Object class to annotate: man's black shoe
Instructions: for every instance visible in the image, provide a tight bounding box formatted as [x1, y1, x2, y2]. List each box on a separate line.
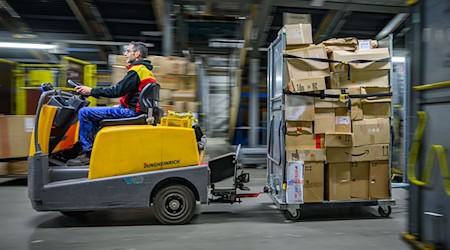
[67, 152, 91, 166]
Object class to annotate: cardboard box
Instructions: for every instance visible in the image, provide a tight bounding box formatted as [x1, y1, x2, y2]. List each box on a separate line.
[282, 23, 313, 45]
[286, 161, 304, 204]
[0, 162, 8, 175]
[172, 90, 196, 102]
[363, 103, 391, 118]
[369, 161, 390, 199]
[285, 134, 323, 149]
[185, 101, 198, 113]
[358, 39, 379, 50]
[314, 89, 348, 109]
[166, 57, 188, 75]
[173, 101, 185, 112]
[111, 65, 127, 85]
[8, 160, 28, 175]
[325, 133, 353, 147]
[0, 115, 35, 159]
[321, 37, 359, 52]
[156, 74, 183, 90]
[286, 148, 326, 162]
[303, 162, 324, 203]
[287, 77, 326, 93]
[329, 48, 391, 72]
[109, 54, 128, 66]
[350, 162, 369, 199]
[152, 57, 187, 75]
[327, 163, 351, 201]
[360, 87, 391, 120]
[182, 76, 197, 90]
[285, 45, 330, 80]
[361, 87, 392, 103]
[352, 118, 390, 146]
[286, 121, 313, 135]
[329, 70, 389, 88]
[160, 89, 173, 101]
[97, 73, 111, 84]
[351, 103, 363, 121]
[326, 144, 390, 163]
[147, 55, 165, 67]
[160, 104, 175, 115]
[284, 95, 315, 121]
[314, 109, 335, 134]
[186, 62, 197, 76]
[335, 108, 351, 133]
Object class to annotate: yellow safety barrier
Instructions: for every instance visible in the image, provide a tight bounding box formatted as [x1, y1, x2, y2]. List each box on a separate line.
[412, 81, 450, 91]
[406, 0, 418, 7]
[408, 111, 450, 196]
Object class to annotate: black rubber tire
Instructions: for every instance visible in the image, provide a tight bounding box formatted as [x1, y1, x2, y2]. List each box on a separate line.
[284, 209, 301, 221]
[60, 211, 91, 217]
[153, 184, 196, 225]
[378, 206, 392, 217]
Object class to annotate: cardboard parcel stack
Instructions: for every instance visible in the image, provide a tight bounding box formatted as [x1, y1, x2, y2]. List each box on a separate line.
[107, 55, 198, 114]
[282, 24, 391, 204]
[282, 23, 326, 204]
[324, 38, 391, 201]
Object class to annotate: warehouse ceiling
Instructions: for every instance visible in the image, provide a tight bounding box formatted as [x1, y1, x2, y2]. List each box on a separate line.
[0, 0, 408, 71]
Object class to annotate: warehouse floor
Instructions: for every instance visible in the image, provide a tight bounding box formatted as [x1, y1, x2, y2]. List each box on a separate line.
[0, 138, 410, 250]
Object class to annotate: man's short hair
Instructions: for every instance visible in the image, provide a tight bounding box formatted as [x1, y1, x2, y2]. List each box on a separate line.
[130, 41, 148, 58]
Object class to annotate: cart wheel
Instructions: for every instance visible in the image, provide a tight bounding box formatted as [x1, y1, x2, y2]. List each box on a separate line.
[378, 206, 392, 217]
[153, 184, 196, 225]
[284, 209, 301, 221]
[60, 211, 91, 217]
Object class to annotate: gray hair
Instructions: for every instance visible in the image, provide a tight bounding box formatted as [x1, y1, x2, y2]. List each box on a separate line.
[130, 41, 148, 58]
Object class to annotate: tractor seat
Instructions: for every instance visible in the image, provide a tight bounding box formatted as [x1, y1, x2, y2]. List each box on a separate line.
[99, 114, 147, 127]
[99, 83, 161, 128]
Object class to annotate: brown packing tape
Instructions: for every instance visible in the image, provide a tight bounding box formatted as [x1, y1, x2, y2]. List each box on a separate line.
[0, 115, 10, 158]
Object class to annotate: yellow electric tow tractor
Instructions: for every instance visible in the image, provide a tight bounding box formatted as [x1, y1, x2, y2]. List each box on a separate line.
[28, 80, 258, 225]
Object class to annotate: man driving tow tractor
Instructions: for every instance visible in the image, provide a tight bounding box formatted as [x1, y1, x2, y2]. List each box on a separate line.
[67, 41, 156, 166]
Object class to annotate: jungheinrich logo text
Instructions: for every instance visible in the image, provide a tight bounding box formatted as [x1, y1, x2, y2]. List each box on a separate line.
[144, 160, 180, 169]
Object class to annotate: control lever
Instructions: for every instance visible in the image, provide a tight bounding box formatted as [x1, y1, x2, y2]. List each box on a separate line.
[67, 79, 83, 87]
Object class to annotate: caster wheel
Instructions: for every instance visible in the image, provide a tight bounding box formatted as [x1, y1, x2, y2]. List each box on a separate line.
[284, 209, 301, 221]
[378, 206, 392, 217]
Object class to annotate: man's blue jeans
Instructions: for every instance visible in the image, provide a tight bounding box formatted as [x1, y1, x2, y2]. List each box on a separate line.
[78, 105, 137, 152]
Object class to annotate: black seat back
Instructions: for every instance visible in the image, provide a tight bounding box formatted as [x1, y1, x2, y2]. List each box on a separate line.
[139, 83, 160, 114]
[139, 83, 163, 125]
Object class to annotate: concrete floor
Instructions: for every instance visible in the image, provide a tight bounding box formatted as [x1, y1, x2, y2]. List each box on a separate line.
[0, 138, 411, 250]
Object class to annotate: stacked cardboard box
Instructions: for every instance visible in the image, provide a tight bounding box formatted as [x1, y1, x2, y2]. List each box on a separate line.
[325, 42, 391, 201]
[107, 55, 198, 114]
[282, 24, 326, 204]
[282, 24, 391, 203]
[0, 115, 35, 159]
[147, 56, 198, 114]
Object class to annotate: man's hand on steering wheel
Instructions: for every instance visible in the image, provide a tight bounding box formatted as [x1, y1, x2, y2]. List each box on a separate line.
[75, 86, 92, 96]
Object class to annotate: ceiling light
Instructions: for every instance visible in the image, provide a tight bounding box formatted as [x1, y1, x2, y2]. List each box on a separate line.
[0, 42, 56, 49]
